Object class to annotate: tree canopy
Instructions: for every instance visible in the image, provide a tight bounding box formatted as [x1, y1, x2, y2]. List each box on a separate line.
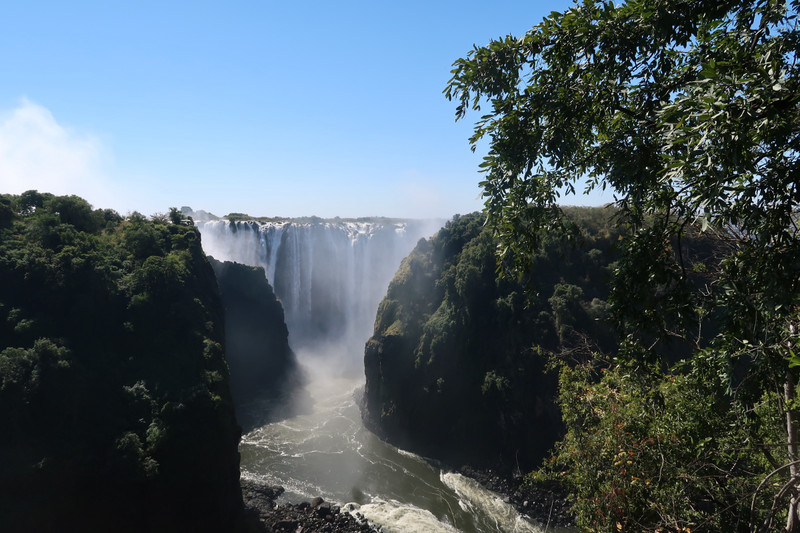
[447, 0, 800, 530]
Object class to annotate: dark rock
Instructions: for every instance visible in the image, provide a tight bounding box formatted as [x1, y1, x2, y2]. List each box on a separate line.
[209, 258, 309, 429]
[456, 466, 574, 529]
[316, 502, 332, 517]
[275, 519, 299, 530]
[241, 479, 380, 532]
[360, 213, 567, 471]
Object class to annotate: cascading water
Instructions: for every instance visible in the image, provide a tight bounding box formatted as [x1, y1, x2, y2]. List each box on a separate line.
[195, 215, 563, 533]
[197, 217, 434, 371]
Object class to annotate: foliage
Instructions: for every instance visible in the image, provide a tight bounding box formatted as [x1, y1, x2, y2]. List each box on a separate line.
[539, 356, 780, 532]
[448, 0, 800, 529]
[0, 191, 243, 532]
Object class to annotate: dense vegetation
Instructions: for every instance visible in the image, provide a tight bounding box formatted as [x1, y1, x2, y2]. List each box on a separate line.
[209, 257, 306, 428]
[0, 192, 244, 532]
[362, 208, 620, 471]
[447, 0, 799, 530]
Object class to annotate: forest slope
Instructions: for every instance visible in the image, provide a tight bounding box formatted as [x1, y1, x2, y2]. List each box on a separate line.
[0, 193, 244, 532]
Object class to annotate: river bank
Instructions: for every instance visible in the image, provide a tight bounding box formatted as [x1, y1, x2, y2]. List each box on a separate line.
[241, 479, 381, 532]
[240, 467, 573, 533]
[456, 466, 574, 530]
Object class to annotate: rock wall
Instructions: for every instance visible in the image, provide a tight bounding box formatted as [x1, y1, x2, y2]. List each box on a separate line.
[209, 257, 306, 427]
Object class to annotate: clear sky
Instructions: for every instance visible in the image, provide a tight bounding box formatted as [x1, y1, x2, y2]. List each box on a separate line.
[0, 0, 613, 219]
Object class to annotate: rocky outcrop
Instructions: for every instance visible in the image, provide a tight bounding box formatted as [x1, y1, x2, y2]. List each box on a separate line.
[457, 466, 574, 529]
[241, 480, 380, 532]
[209, 258, 307, 428]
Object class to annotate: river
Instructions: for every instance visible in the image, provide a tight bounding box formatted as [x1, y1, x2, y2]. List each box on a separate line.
[238, 356, 565, 533]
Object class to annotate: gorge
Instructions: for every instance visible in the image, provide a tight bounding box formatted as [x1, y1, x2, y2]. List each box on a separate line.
[0, 195, 582, 532]
[193, 212, 573, 532]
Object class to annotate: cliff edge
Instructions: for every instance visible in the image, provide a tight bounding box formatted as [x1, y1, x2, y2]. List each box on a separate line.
[209, 257, 307, 428]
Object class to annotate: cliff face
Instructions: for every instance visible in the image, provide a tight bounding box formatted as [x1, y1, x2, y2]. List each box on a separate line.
[0, 193, 243, 532]
[209, 257, 306, 427]
[362, 210, 619, 472]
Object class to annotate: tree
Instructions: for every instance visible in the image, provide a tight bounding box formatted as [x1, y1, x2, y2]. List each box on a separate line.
[447, 0, 800, 530]
[169, 207, 187, 225]
[18, 189, 47, 215]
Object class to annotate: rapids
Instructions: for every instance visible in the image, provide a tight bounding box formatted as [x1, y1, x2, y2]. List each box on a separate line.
[238, 360, 562, 533]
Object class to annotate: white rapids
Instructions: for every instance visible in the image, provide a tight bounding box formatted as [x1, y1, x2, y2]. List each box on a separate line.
[238, 367, 562, 533]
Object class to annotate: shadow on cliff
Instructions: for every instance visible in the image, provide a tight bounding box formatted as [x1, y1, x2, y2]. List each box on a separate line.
[209, 257, 312, 431]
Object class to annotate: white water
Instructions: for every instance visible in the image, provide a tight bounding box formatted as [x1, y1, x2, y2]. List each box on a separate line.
[239, 366, 559, 533]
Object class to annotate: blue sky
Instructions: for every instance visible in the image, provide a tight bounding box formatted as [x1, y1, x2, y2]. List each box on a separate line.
[0, 0, 612, 218]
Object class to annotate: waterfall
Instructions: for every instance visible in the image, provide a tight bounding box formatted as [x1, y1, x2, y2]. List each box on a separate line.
[196, 217, 442, 372]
